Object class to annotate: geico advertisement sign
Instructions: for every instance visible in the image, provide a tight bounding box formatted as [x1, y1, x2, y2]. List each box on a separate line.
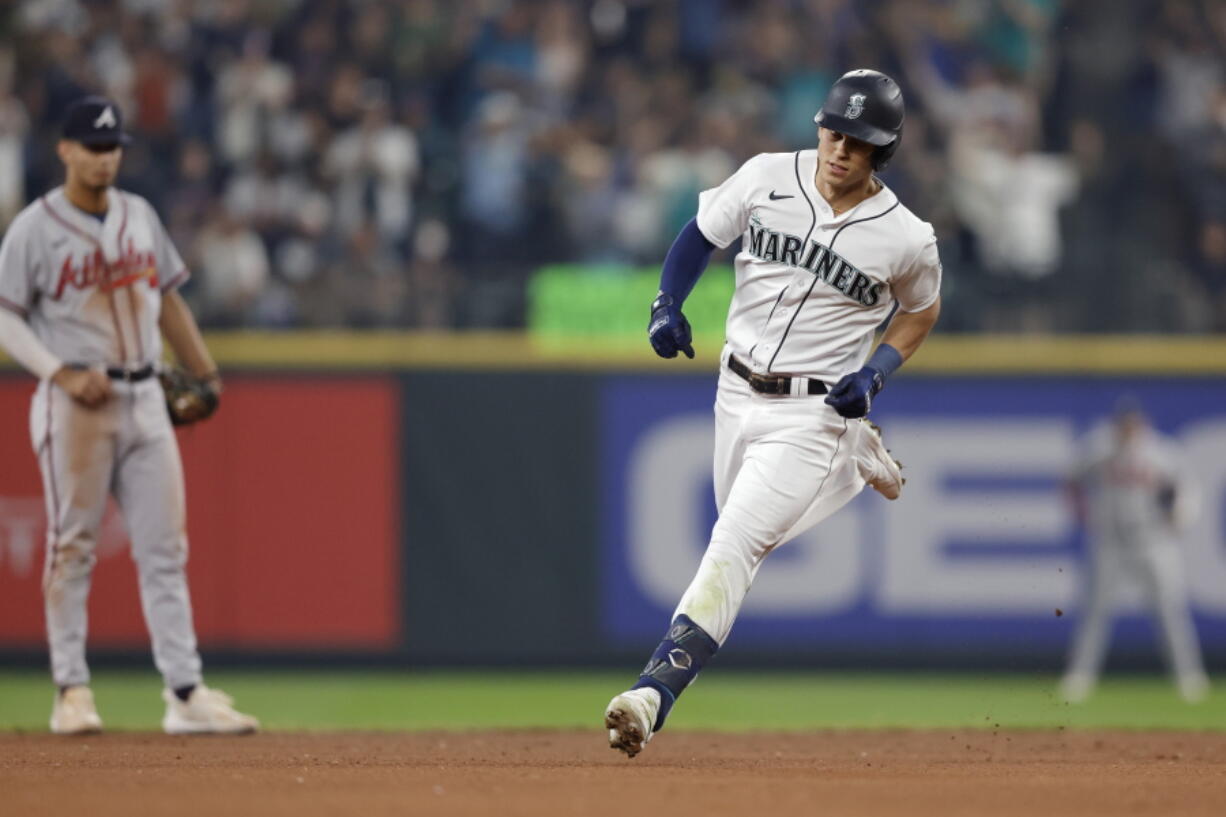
[608, 405, 1226, 640]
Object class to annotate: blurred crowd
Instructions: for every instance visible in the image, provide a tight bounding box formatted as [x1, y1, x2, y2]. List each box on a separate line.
[0, 0, 1223, 332]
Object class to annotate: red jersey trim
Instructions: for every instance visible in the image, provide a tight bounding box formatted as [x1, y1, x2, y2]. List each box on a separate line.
[0, 295, 29, 317]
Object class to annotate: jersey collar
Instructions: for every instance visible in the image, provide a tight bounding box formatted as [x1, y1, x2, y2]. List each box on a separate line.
[45, 187, 128, 263]
[803, 150, 896, 224]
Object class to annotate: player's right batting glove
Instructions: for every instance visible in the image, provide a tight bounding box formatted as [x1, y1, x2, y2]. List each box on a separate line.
[648, 293, 695, 359]
[825, 366, 885, 418]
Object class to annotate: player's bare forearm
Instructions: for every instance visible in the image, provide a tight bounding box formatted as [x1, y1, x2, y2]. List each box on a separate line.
[880, 297, 940, 362]
[159, 291, 218, 381]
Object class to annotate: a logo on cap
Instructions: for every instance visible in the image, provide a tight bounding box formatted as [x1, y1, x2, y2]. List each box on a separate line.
[845, 93, 866, 120]
[93, 106, 117, 130]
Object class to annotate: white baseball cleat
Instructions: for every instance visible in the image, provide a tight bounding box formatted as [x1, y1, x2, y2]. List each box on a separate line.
[1178, 673, 1209, 704]
[162, 685, 259, 735]
[605, 687, 660, 758]
[1058, 673, 1094, 703]
[858, 420, 904, 500]
[50, 686, 103, 735]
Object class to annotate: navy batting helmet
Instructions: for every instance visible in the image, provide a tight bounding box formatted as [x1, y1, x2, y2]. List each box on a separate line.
[813, 69, 905, 170]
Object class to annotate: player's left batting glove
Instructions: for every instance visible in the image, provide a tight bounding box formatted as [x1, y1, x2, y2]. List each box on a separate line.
[824, 366, 885, 419]
[648, 293, 695, 359]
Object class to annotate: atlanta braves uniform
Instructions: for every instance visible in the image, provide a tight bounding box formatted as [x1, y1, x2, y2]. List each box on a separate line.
[1061, 412, 1209, 702]
[0, 185, 202, 693]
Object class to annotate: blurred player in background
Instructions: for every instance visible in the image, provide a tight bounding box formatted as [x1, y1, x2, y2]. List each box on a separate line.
[1060, 397, 1209, 703]
[0, 96, 258, 734]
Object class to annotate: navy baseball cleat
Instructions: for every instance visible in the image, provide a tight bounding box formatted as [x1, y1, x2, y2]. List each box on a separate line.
[604, 687, 660, 758]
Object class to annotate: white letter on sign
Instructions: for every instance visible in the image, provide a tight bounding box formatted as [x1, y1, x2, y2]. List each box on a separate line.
[878, 419, 1077, 614]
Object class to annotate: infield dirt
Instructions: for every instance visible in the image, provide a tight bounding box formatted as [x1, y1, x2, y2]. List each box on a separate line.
[3, 729, 1224, 816]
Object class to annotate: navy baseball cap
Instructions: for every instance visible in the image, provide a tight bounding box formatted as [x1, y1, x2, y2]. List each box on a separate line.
[61, 96, 131, 146]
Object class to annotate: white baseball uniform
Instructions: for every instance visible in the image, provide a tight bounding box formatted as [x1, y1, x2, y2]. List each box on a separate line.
[0, 186, 203, 691]
[675, 150, 942, 644]
[1061, 420, 1208, 701]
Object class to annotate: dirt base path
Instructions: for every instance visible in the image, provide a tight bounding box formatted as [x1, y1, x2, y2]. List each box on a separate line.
[3, 730, 1225, 817]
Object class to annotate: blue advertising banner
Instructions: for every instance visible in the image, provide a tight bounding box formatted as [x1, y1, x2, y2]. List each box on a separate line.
[601, 374, 1226, 664]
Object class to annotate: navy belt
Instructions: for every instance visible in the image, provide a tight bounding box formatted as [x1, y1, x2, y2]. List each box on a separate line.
[727, 354, 827, 395]
[105, 365, 156, 382]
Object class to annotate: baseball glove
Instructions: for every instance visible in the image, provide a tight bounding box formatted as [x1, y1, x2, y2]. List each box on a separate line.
[159, 368, 221, 426]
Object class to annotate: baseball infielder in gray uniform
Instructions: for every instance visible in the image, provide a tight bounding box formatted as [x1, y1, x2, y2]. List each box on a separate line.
[605, 70, 942, 757]
[0, 97, 257, 734]
[1060, 399, 1209, 703]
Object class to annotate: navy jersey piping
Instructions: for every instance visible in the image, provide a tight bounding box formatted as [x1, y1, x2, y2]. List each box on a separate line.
[813, 418, 850, 500]
[751, 152, 814, 364]
[749, 286, 787, 360]
[767, 196, 901, 373]
[763, 152, 818, 372]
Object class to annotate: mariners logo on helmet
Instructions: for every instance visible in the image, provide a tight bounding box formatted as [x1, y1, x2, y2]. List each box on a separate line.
[814, 69, 905, 169]
[845, 93, 867, 119]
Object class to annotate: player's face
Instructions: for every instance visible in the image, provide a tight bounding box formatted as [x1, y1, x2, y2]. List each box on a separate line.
[817, 127, 875, 188]
[57, 140, 123, 190]
[1116, 411, 1147, 443]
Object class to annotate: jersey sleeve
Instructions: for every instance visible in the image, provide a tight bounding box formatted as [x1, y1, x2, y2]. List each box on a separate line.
[0, 214, 38, 317]
[695, 154, 764, 249]
[892, 227, 942, 313]
[147, 200, 190, 292]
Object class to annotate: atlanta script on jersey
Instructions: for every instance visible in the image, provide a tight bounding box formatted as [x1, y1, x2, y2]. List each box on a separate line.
[0, 186, 189, 368]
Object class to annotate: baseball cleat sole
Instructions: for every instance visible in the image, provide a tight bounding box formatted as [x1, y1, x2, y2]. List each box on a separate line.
[51, 724, 102, 736]
[604, 689, 657, 758]
[605, 706, 647, 758]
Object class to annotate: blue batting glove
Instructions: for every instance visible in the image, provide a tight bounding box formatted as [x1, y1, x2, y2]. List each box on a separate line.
[648, 293, 695, 359]
[824, 366, 885, 418]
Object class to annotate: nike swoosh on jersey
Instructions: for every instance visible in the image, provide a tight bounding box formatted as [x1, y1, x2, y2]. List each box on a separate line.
[768, 191, 794, 200]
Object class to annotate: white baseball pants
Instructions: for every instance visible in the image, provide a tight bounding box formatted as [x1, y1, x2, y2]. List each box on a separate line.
[673, 362, 870, 645]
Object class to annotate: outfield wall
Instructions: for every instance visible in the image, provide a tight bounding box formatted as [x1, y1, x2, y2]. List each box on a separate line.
[2, 333, 1226, 670]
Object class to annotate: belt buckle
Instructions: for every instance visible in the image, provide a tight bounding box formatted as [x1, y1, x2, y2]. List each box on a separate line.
[749, 372, 784, 394]
[117, 366, 148, 382]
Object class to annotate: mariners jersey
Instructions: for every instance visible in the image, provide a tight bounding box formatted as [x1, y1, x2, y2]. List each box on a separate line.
[696, 150, 941, 383]
[0, 187, 188, 367]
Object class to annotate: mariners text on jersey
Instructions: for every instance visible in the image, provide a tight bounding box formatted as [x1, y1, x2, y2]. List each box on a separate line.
[744, 216, 883, 307]
[695, 150, 941, 381]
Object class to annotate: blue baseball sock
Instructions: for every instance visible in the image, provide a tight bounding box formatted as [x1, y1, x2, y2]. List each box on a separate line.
[631, 615, 719, 731]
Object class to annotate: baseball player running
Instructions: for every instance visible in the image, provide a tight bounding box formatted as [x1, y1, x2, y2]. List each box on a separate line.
[1060, 398, 1209, 703]
[605, 70, 942, 757]
[0, 97, 257, 735]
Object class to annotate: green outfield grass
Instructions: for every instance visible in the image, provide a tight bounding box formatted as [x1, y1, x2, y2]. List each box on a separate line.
[0, 670, 1221, 732]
